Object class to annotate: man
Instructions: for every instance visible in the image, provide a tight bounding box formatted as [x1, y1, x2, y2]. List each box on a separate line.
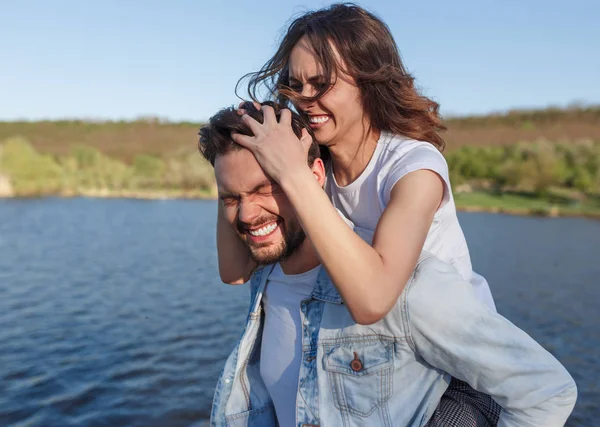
[199, 103, 577, 427]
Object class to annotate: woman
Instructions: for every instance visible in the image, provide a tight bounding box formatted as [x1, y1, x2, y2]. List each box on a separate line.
[223, 3, 500, 425]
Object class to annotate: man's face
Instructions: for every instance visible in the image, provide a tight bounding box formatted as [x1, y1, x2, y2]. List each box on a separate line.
[214, 148, 306, 265]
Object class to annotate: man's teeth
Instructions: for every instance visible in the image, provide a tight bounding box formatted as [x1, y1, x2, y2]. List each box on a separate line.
[248, 223, 278, 237]
[309, 116, 330, 124]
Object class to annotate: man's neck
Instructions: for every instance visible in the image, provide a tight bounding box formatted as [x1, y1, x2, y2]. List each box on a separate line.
[279, 240, 320, 275]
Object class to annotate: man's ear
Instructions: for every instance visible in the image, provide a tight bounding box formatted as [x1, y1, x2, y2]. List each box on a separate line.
[310, 158, 326, 188]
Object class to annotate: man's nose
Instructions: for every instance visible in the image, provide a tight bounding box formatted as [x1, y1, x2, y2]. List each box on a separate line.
[238, 200, 261, 225]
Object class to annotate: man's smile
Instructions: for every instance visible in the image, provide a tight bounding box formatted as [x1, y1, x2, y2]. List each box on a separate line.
[247, 221, 278, 237]
[243, 220, 282, 244]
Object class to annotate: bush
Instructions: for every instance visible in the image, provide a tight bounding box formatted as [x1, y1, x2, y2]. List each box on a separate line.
[164, 149, 215, 191]
[572, 167, 594, 193]
[447, 139, 600, 195]
[132, 154, 166, 188]
[66, 145, 132, 190]
[0, 137, 64, 195]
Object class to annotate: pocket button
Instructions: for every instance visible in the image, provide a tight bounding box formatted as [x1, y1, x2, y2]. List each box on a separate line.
[350, 352, 363, 372]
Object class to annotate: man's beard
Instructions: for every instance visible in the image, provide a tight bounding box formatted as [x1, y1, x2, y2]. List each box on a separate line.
[237, 215, 306, 265]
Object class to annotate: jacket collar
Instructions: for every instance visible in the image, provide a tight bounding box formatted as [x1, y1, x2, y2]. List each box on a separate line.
[254, 263, 343, 305]
[311, 266, 343, 304]
[250, 264, 276, 315]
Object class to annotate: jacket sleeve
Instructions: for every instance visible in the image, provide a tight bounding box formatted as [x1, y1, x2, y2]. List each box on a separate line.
[405, 259, 577, 427]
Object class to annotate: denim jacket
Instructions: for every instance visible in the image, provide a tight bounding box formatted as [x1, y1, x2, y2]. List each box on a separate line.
[210, 254, 577, 427]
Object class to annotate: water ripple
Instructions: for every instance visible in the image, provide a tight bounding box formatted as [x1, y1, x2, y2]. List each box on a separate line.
[0, 200, 597, 426]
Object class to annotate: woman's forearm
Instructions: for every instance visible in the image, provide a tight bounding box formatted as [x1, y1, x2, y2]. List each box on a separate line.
[280, 168, 412, 324]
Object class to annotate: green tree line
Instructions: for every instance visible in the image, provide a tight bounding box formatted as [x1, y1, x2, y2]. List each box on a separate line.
[1, 136, 599, 198]
[446, 138, 600, 195]
[0, 137, 215, 197]
[1, 106, 599, 161]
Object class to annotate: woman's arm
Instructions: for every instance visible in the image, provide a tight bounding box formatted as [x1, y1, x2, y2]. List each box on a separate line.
[216, 201, 257, 284]
[407, 259, 577, 427]
[232, 106, 442, 324]
[282, 166, 442, 324]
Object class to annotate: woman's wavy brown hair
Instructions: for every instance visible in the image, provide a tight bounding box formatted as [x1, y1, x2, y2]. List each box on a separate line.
[238, 3, 446, 151]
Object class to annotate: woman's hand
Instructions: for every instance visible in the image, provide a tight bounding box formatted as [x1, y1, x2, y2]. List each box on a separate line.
[236, 100, 261, 116]
[231, 104, 313, 185]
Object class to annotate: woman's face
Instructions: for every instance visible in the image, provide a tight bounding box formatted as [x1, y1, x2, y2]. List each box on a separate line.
[288, 36, 366, 147]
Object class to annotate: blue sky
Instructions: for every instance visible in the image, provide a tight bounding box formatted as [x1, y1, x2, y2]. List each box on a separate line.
[1, 0, 598, 121]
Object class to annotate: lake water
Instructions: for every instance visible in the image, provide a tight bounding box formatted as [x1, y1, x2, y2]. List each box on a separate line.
[0, 198, 598, 426]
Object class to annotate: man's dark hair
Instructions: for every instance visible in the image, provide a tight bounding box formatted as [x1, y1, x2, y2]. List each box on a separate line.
[198, 101, 320, 166]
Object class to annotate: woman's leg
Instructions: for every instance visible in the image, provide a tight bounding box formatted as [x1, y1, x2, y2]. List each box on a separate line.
[425, 378, 501, 427]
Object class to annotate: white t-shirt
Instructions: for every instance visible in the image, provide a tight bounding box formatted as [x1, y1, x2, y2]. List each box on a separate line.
[325, 131, 496, 311]
[260, 263, 321, 427]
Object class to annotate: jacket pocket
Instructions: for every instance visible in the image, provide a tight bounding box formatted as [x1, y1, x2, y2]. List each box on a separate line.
[322, 339, 394, 417]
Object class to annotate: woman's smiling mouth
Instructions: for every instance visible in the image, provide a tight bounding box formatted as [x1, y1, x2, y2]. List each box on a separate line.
[308, 115, 330, 128]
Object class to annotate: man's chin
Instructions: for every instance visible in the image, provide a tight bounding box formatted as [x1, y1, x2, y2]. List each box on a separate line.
[249, 247, 286, 265]
[241, 225, 306, 266]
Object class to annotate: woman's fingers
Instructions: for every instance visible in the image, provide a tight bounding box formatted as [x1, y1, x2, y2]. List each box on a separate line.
[240, 113, 265, 137]
[261, 104, 277, 126]
[236, 101, 262, 116]
[278, 108, 292, 126]
[230, 131, 255, 150]
[236, 101, 248, 116]
[300, 128, 313, 153]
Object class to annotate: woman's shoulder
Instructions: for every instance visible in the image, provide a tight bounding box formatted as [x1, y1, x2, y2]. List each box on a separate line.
[376, 132, 448, 175]
[378, 132, 446, 165]
[376, 132, 452, 207]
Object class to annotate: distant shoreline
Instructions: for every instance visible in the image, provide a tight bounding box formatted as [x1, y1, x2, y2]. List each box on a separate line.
[3, 189, 600, 220]
[0, 189, 214, 202]
[454, 204, 600, 220]
[66, 188, 216, 200]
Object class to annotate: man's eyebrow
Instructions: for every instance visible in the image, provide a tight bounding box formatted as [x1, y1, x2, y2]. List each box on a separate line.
[218, 189, 234, 198]
[248, 178, 275, 194]
[219, 178, 274, 198]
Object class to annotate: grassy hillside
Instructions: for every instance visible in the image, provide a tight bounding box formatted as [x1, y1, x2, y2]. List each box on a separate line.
[444, 105, 600, 148]
[1, 106, 599, 163]
[1, 106, 599, 218]
[0, 119, 200, 163]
